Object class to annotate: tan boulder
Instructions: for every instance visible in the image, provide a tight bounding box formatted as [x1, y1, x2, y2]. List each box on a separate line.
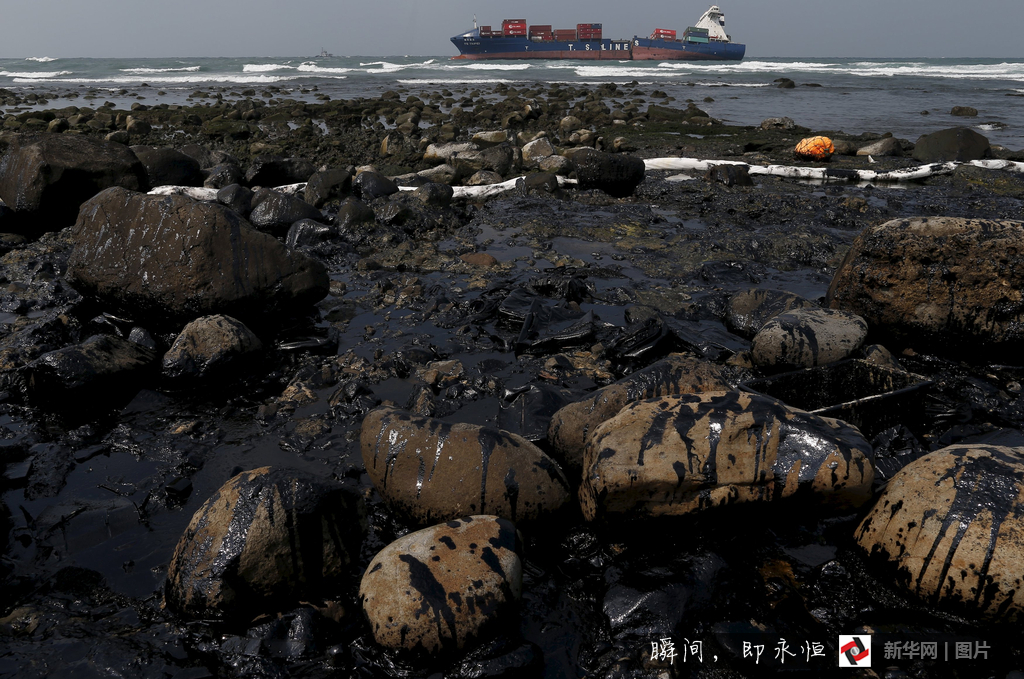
[547, 354, 729, 473]
[855, 445, 1024, 620]
[165, 467, 365, 620]
[361, 407, 569, 524]
[359, 516, 521, 654]
[579, 391, 873, 521]
[827, 217, 1024, 356]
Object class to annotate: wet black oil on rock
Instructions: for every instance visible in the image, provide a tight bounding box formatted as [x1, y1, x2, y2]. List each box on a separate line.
[360, 406, 570, 525]
[358, 515, 521, 655]
[856, 444, 1024, 621]
[165, 466, 365, 621]
[579, 390, 874, 521]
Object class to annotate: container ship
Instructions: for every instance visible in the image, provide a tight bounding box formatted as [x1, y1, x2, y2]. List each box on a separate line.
[450, 5, 745, 61]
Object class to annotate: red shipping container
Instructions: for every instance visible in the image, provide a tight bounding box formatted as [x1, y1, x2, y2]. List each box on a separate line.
[530, 25, 552, 32]
[480, 25, 491, 32]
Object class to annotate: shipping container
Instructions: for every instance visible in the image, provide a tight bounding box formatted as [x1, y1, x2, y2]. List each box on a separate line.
[685, 26, 709, 35]
[686, 35, 710, 43]
[555, 30, 577, 39]
[529, 24, 552, 33]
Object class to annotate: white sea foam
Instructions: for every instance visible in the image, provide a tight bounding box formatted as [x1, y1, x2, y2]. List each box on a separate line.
[0, 70, 73, 78]
[448, 63, 531, 71]
[242, 63, 295, 72]
[120, 66, 201, 74]
[361, 59, 437, 73]
[573, 66, 676, 78]
[25, 56, 57, 62]
[297, 62, 353, 74]
[14, 74, 345, 85]
[396, 78, 514, 85]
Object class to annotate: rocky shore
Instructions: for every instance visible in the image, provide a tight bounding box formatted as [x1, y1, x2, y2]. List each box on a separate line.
[2, 82, 1024, 678]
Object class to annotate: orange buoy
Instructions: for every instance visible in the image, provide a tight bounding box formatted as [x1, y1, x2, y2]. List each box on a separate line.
[794, 136, 835, 161]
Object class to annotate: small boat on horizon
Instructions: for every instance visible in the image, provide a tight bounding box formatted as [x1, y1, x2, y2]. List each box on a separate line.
[316, 48, 334, 58]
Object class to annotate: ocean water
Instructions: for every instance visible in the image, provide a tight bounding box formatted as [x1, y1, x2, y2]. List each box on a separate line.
[2, 55, 1024, 148]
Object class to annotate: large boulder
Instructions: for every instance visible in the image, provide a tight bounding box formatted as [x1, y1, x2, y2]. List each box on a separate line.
[0, 134, 147, 231]
[165, 467, 366, 620]
[361, 406, 570, 524]
[855, 445, 1024, 621]
[751, 307, 868, 370]
[827, 217, 1024, 356]
[911, 127, 991, 163]
[130, 146, 204, 188]
[547, 355, 729, 473]
[162, 314, 263, 379]
[579, 391, 873, 521]
[66, 187, 329, 328]
[359, 516, 521, 655]
[571, 149, 645, 198]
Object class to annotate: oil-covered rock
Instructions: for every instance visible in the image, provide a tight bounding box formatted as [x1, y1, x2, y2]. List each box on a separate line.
[579, 390, 874, 521]
[361, 406, 570, 524]
[547, 354, 730, 473]
[359, 515, 522, 655]
[855, 444, 1024, 621]
[165, 466, 366, 621]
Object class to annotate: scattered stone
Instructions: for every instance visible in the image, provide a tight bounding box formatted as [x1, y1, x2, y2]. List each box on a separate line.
[579, 391, 874, 521]
[760, 117, 796, 130]
[911, 127, 991, 162]
[538, 155, 571, 174]
[286, 218, 336, 249]
[67, 187, 329, 327]
[424, 142, 478, 164]
[548, 355, 729, 473]
[203, 163, 244, 190]
[131, 146, 204, 187]
[334, 197, 376, 230]
[827, 217, 1024, 356]
[25, 334, 157, 408]
[305, 169, 352, 208]
[855, 445, 1024, 620]
[725, 289, 817, 338]
[856, 137, 904, 157]
[466, 170, 504, 186]
[950, 106, 978, 117]
[216, 183, 254, 216]
[353, 170, 399, 200]
[165, 467, 365, 620]
[245, 155, 316, 187]
[460, 252, 498, 267]
[704, 164, 752, 187]
[412, 182, 454, 207]
[571, 149, 645, 198]
[471, 130, 509, 148]
[521, 138, 555, 167]
[162, 314, 263, 379]
[454, 144, 514, 178]
[360, 406, 570, 524]
[751, 307, 868, 370]
[248, 189, 322, 236]
[359, 516, 521, 655]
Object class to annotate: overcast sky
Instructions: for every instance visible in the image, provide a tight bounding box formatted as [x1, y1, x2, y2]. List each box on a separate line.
[3, 0, 1024, 59]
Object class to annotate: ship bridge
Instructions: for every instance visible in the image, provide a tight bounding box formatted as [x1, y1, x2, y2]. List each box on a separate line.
[694, 5, 730, 42]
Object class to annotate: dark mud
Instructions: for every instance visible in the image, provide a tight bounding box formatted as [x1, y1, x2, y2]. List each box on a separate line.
[3, 84, 1024, 678]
